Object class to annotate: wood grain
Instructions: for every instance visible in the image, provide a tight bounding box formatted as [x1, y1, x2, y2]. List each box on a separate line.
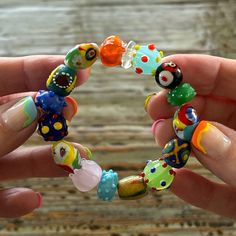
[0, 0, 236, 235]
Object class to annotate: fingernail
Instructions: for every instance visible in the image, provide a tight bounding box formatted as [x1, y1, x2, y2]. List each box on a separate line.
[144, 93, 156, 111]
[151, 119, 165, 136]
[36, 192, 42, 208]
[1, 96, 38, 131]
[191, 121, 231, 159]
[63, 96, 78, 122]
[84, 146, 93, 160]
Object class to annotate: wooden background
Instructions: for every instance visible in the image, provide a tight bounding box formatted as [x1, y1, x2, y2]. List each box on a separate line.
[0, 0, 236, 235]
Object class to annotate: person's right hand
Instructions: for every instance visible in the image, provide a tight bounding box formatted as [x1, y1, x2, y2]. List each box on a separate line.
[145, 54, 236, 218]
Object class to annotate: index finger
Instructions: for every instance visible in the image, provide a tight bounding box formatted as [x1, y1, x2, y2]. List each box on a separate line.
[0, 55, 90, 96]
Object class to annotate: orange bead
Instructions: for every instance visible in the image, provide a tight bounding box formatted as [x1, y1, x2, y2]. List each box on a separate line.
[99, 35, 126, 67]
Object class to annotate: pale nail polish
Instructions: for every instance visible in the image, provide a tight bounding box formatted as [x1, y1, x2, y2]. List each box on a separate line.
[151, 119, 165, 136]
[144, 93, 156, 111]
[36, 192, 43, 208]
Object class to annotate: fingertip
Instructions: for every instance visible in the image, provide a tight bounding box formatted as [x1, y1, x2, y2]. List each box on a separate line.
[76, 68, 90, 86]
[63, 96, 78, 122]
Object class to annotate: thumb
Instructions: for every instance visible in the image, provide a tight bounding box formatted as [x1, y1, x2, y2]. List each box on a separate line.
[0, 96, 38, 157]
[191, 121, 236, 186]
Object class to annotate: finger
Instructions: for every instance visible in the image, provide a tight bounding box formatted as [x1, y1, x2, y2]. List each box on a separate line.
[191, 121, 236, 187]
[171, 168, 236, 219]
[0, 55, 90, 96]
[0, 188, 41, 218]
[162, 54, 236, 101]
[0, 144, 92, 181]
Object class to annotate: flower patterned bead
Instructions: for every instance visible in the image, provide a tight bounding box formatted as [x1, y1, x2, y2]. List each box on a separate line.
[162, 138, 191, 168]
[46, 64, 77, 97]
[173, 104, 199, 141]
[155, 62, 183, 89]
[52, 140, 81, 173]
[131, 44, 164, 75]
[64, 43, 99, 70]
[142, 159, 175, 191]
[97, 169, 118, 201]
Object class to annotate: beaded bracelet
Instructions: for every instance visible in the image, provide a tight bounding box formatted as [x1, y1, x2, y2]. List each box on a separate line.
[35, 35, 199, 201]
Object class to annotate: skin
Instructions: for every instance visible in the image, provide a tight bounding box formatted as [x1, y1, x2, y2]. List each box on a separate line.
[146, 54, 236, 219]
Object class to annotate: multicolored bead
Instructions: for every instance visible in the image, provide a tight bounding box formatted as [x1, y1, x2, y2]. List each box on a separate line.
[173, 104, 199, 141]
[155, 62, 183, 89]
[97, 169, 118, 201]
[162, 138, 191, 168]
[143, 159, 175, 191]
[64, 43, 99, 70]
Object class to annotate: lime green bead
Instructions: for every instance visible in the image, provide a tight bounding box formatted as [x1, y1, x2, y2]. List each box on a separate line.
[166, 83, 196, 106]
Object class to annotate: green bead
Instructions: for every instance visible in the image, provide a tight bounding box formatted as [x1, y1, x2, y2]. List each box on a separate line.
[166, 83, 196, 106]
[143, 159, 175, 191]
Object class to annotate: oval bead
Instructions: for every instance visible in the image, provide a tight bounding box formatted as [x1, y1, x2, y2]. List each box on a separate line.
[143, 159, 175, 191]
[117, 175, 148, 200]
[162, 138, 191, 168]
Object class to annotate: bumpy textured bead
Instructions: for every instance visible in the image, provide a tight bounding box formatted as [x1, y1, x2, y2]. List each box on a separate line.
[52, 140, 81, 173]
[166, 83, 196, 106]
[97, 169, 118, 201]
[38, 113, 68, 141]
[64, 43, 99, 70]
[117, 175, 148, 200]
[46, 64, 77, 97]
[173, 104, 199, 141]
[162, 138, 191, 168]
[143, 159, 175, 191]
[69, 159, 102, 192]
[35, 90, 67, 114]
[155, 62, 182, 89]
[131, 44, 163, 75]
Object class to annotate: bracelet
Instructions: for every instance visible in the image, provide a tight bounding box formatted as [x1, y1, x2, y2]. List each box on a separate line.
[35, 35, 199, 201]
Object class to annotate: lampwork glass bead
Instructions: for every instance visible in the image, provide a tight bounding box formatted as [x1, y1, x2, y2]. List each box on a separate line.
[64, 43, 99, 70]
[131, 44, 163, 75]
[121, 40, 136, 69]
[117, 175, 148, 200]
[97, 169, 118, 201]
[99, 35, 126, 67]
[143, 159, 175, 191]
[69, 159, 102, 192]
[162, 138, 191, 168]
[155, 62, 183, 89]
[52, 140, 81, 173]
[166, 83, 196, 106]
[173, 103, 199, 141]
[46, 64, 77, 97]
[38, 113, 68, 141]
[35, 90, 67, 114]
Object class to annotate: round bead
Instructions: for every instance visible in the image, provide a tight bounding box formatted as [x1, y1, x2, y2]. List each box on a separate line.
[143, 159, 175, 191]
[46, 64, 77, 97]
[173, 104, 199, 141]
[52, 140, 81, 173]
[117, 175, 148, 200]
[162, 138, 191, 168]
[155, 62, 182, 89]
[99, 35, 126, 67]
[64, 43, 99, 70]
[131, 44, 163, 75]
[166, 83, 196, 106]
[97, 169, 118, 201]
[38, 113, 68, 141]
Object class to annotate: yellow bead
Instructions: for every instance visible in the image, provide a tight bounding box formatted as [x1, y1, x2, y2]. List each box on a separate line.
[41, 126, 49, 134]
[54, 122, 63, 130]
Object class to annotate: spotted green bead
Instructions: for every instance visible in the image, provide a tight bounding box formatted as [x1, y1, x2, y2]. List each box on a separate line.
[166, 83, 196, 106]
[143, 159, 175, 191]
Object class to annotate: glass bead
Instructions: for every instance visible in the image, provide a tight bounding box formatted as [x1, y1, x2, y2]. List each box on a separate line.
[117, 175, 148, 200]
[121, 40, 136, 69]
[166, 83, 196, 106]
[97, 169, 118, 201]
[64, 43, 99, 70]
[46, 64, 77, 97]
[162, 138, 191, 168]
[155, 61, 183, 89]
[99, 35, 126, 67]
[52, 140, 81, 173]
[173, 104, 199, 141]
[131, 44, 164, 75]
[143, 159, 175, 191]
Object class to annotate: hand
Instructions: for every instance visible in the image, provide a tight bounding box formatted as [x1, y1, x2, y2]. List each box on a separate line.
[145, 54, 236, 218]
[0, 56, 91, 218]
